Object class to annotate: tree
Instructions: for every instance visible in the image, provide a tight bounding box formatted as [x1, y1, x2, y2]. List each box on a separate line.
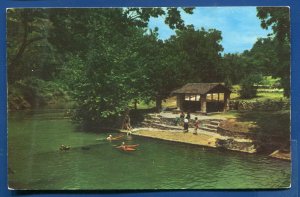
[243, 38, 279, 76]
[134, 25, 224, 111]
[7, 8, 196, 126]
[220, 53, 245, 85]
[239, 74, 262, 99]
[7, 9, 56, 83]
[124, 8, 194, 30]
[170, 26, 223, 82]
[257, 7, 290, 97]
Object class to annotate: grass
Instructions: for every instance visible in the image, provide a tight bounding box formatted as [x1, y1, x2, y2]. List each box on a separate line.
[214, 110, 290, 139]
[231, 92, 285, 102]
[209, 111, 241, 119]
[136, 101, 156, 109]
[162, 97, 177, 108]
[230, 86, 286, 102]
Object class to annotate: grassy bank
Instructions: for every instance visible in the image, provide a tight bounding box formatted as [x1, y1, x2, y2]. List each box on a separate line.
[215, 110, 290, 138]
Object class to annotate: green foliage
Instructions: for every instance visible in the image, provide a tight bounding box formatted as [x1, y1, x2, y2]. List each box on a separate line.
[8, 7, 290, 130]
[8, 77, 68, 110]
[224, 77, 233, 89]
[258, 76, 281, 88]
[239, 74, 262, 99]
[7, 9, 59, 83]
[221, 7, 290, 98]
[167, 26, 223, 83]
[256, 7, 290, 97]
[7, 8, 198, 127]
[220, 53, 247, 85]
[257, 7, 290, 43]
[58, 9, 160, 125]
[238, 110, 290, 139]
[140, 25, 224, 111]
[124, 8, 194, 30]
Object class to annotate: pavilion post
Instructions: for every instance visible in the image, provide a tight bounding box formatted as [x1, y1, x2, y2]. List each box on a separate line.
[200, 94, 207, 113]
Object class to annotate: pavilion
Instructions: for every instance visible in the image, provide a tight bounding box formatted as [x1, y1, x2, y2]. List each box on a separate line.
[171, 83, 231, 113]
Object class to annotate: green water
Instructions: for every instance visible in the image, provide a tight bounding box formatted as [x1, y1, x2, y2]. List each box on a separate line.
[8, 110, 291, 190]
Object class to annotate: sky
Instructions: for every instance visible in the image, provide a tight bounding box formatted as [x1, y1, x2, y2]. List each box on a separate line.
[148, 7, 272, 54]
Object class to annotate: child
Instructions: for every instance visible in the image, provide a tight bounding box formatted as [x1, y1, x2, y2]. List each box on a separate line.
[193, 117, 199, 135]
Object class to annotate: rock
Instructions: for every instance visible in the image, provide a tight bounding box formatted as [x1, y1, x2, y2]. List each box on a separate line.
[216, 138, 257, 153]
[269, 150, 291, 161]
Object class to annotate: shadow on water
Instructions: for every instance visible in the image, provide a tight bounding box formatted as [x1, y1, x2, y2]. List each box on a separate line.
[71, 107, 158, 134]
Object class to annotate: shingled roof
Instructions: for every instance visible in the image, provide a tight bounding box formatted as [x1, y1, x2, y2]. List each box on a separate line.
[172, 83, 230, 95]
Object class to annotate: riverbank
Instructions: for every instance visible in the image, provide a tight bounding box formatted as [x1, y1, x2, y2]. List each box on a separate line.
[120, 128, 256, 153]
[121, 111, 291, 161]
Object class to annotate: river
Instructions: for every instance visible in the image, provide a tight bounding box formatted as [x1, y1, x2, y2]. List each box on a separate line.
[8, 109, 290, 190]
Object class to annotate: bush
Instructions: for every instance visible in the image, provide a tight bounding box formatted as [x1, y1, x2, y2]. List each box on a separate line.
[239, 85, 257, 99]
[239, 74, 262, 99]
[229, 99, 290, 111]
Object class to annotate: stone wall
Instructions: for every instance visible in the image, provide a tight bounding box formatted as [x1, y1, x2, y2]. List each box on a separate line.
[229, 99, 290, 111]
[215, 138, 257, 153]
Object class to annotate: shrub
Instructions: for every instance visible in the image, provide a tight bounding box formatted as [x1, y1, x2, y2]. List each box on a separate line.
[239, 74, 262, 99]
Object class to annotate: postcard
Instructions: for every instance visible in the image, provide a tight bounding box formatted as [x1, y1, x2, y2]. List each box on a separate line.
[7, 7, 291, 190]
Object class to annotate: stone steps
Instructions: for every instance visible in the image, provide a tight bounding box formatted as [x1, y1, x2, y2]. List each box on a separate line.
[206, 124, 218, 129]
[143, 119, 161, 124]
[142, 114, 223, 133]
[200, 127, 217, 132]
[210, 120, 222, 126]
[141, 122, 181, 131]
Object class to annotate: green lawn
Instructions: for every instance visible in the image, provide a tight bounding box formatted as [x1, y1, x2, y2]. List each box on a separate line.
[136, 101, 156, 109]
[230, 85, 286, 102]
[212, 110, 290, 139]
[231, 92, 285, 102]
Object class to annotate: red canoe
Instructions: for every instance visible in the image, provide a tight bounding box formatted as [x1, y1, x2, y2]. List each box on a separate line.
[121, 147, 136, 151]
[116, 144, 139, 149]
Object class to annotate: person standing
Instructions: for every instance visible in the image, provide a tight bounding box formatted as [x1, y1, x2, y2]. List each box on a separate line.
[179, 111, 185, 126]
[193, 117, 199, 135]
[180, 111, 185, 120]
[123, 114, 133, 134]
[183, 118, 189, 132]
[186, 112, 191, 120]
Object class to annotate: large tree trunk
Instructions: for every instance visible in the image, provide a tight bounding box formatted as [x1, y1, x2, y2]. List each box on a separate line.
[155, 96, 162, 112]
[133, 99, 138, 110]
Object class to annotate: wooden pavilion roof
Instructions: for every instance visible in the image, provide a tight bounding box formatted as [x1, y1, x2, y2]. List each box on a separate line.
[172, 83, 231, 95]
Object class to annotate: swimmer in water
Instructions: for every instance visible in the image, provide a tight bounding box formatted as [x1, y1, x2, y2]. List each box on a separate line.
[59, 144, 71, 151]
[106, 134, 113, 141]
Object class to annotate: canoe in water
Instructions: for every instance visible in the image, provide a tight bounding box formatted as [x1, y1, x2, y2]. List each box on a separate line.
[116, 144, 139, 149]
[106, 135, 125, 141]
[121, 147, 136, 151]
[126, 144, 139, 148]
[116, 145, 136, 151]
